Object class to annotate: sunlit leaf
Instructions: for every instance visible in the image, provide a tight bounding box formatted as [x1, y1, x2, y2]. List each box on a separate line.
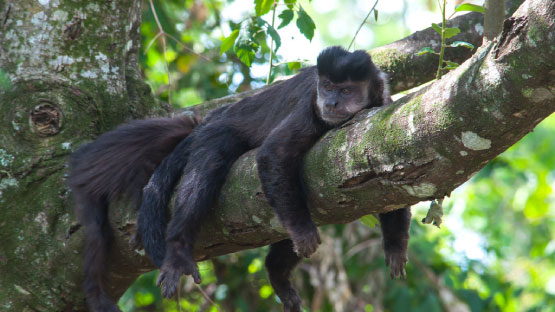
[220, 29, 239, 55]
[254, 0, 274, 16]
[287, 61, 301, 71]
[360, 214, 379, 228]
[278, 9, 294, 29]
[455, 3, 485, 14]
[236, 48, 255, 66]
[266, 23, 281, 51]
[444, 27, 461, 39]
[431, 23, 442, 35]
[449, 40, 475, 49]
[284, 0, 296, 9]
[296, 7, 316, 41]
[259, 285, 274, 299]
[416, 47, 436, 55]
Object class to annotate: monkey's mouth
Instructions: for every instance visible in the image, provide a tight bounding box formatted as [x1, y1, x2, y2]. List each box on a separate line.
[322, 112, 349, 120]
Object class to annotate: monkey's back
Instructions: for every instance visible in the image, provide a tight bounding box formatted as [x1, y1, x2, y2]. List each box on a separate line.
[68, 115, 198, 203]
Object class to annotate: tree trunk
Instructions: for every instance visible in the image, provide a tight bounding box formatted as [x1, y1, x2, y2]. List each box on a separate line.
[0, 0, 164, 310]
[0, 0, 552, 311]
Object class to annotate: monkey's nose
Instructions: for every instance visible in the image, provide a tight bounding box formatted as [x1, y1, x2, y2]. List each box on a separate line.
[324, 101, 338, 110]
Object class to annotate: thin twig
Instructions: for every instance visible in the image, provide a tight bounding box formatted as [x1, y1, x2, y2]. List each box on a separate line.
[144, 31, 164, 53]
[149, 0, 172, 106]
[347, 0, 379, 50]
[165, 33, 211, 61]
[195, 284, 220, 311]
[267, 2, 277, 84]
[436, 0, 446, 79]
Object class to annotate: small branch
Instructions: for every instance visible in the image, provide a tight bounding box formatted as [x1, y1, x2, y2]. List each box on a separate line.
[267, 2, 277, 85]
[348, 0, 379, 50]
[149, 0, 172, 106]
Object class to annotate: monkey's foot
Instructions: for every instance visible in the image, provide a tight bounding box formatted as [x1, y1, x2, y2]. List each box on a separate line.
[290, 226, 321, 258]
[156, 254, 201, 298]
[384, 247, 408, 279]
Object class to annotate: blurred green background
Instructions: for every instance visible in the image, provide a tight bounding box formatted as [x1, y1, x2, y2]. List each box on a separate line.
[118, 0, 555, 311]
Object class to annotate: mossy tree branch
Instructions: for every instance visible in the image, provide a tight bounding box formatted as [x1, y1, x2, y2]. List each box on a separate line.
[0, 0, 552, 310]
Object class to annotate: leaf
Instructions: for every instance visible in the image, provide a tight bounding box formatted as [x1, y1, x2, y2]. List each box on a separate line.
[416, 47, 436, 55]
[236, 48, 255, 66]
[444, 27, 461, 39]
[455, 3, 485, 14]
[266, 23, 281, 51]
[254, 0, 274, 16]
[374, 9, 379, 21]
[449, 40, 475, 49]
[278, 9, 294, 29]
[220, 29, 239, 55]
[296, 7, 316, 41]
[443, 60, 459, 70]
[287, 61, 301, 71]
[431, 23, 442, 35]
[360, 214, 380, 228]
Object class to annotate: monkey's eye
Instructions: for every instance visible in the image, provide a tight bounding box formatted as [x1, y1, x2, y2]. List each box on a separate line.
[341, 88, 351, 95]
[323, 83, 333, 91]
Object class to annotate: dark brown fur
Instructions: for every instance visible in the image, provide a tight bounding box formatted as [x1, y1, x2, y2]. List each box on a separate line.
[68, 114, 199, 312]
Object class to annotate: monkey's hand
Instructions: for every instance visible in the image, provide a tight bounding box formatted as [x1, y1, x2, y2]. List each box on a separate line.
[156, 251, 201, 298]
[384, 246, 408, 279]
[290, 224, 321, 258]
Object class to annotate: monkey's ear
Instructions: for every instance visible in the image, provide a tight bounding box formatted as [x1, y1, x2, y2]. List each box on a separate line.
[370, 71, 391, 107]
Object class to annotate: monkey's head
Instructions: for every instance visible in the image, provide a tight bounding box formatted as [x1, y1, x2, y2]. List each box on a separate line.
[316, 46, 389, 126]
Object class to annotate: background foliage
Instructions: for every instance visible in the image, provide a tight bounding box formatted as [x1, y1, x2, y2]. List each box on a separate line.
[118, 0, 555, 311]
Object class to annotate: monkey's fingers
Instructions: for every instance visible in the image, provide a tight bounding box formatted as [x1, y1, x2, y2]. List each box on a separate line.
[157, 270, 180, 298]
[192, 269, 202, 284]
[292, 228, 321, 258]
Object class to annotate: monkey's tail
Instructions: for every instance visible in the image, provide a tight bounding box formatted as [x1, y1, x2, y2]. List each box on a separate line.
[138, 136, 193, 267]
[73, 192, 122, 311]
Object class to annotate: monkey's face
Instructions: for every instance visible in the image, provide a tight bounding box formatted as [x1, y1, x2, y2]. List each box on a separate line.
[316, 77, 370, 126]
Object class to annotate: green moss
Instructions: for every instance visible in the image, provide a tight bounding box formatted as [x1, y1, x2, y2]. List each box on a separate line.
[370, 48, 409, 72]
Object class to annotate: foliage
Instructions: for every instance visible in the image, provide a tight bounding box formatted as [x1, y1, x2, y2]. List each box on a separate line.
[416, 2, 482, 79]
[125, 0, 555, 311]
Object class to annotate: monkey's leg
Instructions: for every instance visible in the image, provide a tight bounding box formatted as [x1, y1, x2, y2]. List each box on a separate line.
[76, 194, 122, 312]
[378, 206, 411, 279]
[157, 128, 248, 298]
[266, 239, 303, 312]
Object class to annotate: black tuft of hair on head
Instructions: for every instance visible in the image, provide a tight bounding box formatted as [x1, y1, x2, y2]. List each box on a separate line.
[316, 46, 378, 83]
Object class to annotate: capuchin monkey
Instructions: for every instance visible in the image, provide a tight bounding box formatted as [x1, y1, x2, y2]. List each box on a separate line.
[68, 115, 199, 312]
[137, 46, 412, 312]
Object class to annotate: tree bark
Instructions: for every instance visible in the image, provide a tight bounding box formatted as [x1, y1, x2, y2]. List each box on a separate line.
[0, 0, 552, 311]
[0, 0, 164, 310]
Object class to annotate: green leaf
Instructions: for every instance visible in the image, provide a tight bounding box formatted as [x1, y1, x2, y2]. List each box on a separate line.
[444, 27, 461, 39]
[416, 47, 436, 55]
[449, 40, 475, 49]
[360, 214, 380, 228]
[254, 0, 274, 16]
[443, 60, 459, 69]
[236, 48, 255, 66]
[278, 9, 294, 29]
[287, 61, 301, 71]
[266, 24, 281, 51]
[455, 3, 485, 14]
[431, 23, 442, 35]
[220, 29, 239, 55]
[374, 9, 379, 21]
[296, 7, 316, 41]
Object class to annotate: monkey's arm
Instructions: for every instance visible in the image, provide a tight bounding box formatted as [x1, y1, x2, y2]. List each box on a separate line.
[379, 206, 411, 279]
[256, 117, 323, 258]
